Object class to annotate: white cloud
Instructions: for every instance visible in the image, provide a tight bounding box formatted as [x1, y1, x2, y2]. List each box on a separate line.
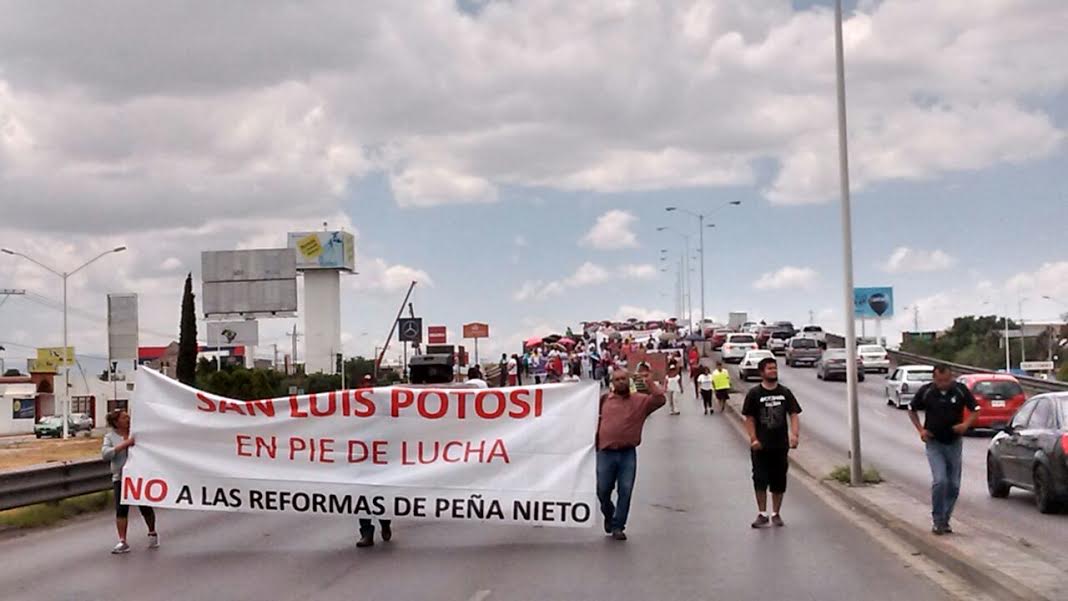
[581, 210, 638, 250]
[753, 266, 818, 290]
[618, 264, 657, 280]
[389, 167, 498, 208]
[513, 261, 657, 301]
[614, 305, 670, 322]
[513, 235, 527, 247]
[882, 247, 958, 273]
[350, 258, 433, 294]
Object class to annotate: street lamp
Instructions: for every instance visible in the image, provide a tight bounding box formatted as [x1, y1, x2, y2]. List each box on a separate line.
[665, 200, 741, 327]
[832, 0, 862, 486]
[657, 227, 693, 332]
[2, 246, 127, 438]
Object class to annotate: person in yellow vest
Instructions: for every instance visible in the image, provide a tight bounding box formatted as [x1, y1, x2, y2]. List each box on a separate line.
[711, 360, 732, 413]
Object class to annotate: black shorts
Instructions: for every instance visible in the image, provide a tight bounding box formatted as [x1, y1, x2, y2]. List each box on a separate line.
[751, 448, 789, 493]
[715, 389, 730, 401]
[700, 389, 713, 403]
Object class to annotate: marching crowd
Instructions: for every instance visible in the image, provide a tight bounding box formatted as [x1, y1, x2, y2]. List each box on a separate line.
[102, 333, 978, 552]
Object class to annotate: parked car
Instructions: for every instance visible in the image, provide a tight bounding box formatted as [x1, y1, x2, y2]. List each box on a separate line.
[797, 324, 826, 345]
[815, 348, 865, 382]
[958, 374, 1027, 431]
[711, 328, 733, 350]
[34, 415, 83, 438]
[70, 412, 95, 433]
[858, 344, 891, 373]
[986, 392, 1068, 513]
[738, 350, 776, 381]
[884, 365, 935, 408]
[785, 337, 822, 367]
[722, 333, 759, 363]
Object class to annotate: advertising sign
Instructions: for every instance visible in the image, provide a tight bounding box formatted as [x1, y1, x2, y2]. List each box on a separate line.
[287, 231, 356, 272]
[428, 326, 447, 345]
[12, 398, 35, 420]
[122, 369, 598, 527]
[398, 318, 423, 343]
[463, 322, 490, 339]
[36, 347, 75, 372]
[107, 293, 139, 361]
[206, 321, 260, 347]
[854, 287, 894, 319]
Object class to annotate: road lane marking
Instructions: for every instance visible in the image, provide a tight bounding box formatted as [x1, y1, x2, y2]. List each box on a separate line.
[466, 590, 492, 601]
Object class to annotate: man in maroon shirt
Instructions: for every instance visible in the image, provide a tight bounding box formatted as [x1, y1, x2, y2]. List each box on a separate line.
[596, 368, 666, 541]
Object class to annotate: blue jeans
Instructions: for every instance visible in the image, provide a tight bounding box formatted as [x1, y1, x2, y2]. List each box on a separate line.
[597, 448, 637, 532]
[925, 438, 963, 527]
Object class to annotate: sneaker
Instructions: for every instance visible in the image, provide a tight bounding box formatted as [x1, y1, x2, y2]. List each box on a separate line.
[111, 541, 131, 554]
[356, 534, 375, 548]
[751, 515, 770, 529]
[771, 515, 784, 527]
[381, 523, 392, 542]
[611, 529, 627, 541]
[931, 525, 945, 536]
[603, 515, 612, 534]
[147, 533, 160, 549]
[942, 524, 953, 534]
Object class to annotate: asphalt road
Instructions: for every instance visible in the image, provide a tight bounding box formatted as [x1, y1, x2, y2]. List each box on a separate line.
[0, 384, 951, 601]
[732, 357, 1068, 558]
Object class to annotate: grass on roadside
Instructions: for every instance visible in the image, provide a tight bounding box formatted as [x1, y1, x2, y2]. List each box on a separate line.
[0, 491, 113, 529]
[829, 465, 883, 485]
[0, 436, 102, 471]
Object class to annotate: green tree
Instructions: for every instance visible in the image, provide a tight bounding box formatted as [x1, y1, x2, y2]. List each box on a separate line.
[176, 273, 199, 386]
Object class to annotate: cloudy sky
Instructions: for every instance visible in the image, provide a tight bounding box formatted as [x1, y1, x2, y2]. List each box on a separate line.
[0, 0, 1065, 371]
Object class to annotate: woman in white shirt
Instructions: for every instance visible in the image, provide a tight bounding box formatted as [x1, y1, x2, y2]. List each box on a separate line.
[665, 358, 684, 415]
[697, 366, 715, 415]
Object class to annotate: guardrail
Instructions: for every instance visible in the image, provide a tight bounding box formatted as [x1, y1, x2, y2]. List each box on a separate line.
[0, 459, 112, 511]
[825, 333, 1067, 395]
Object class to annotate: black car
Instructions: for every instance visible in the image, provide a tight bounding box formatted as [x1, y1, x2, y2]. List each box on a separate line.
[772, 321, 796, 338]
[986, 392, 1068, 514]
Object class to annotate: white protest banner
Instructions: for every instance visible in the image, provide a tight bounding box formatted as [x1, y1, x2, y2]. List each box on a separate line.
[122, 369, 598, 527]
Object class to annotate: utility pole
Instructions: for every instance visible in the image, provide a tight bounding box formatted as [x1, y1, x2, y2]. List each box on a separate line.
[1019, 297, 1027, 363]
[833, 0, 862, 486]
[273, 344, 279, 371]
[808, 309, 815, 324]
[288, 325, 301, 375]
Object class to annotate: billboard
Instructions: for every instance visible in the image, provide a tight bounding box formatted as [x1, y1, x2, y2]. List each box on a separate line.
[107, 293, 139, 361]
[202, 249, 298, 317]
[463, 322, 490, 339]
[12, 398, 35, 420]
[206, 320, 259, 347]
[428, 326, 447, 344]
[287, 231, 355, 272]
[854, 287, 894, 319]
[35, 347, 75, 372]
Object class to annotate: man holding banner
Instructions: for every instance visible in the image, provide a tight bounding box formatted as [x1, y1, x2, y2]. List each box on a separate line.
[596, 368, 666, 541]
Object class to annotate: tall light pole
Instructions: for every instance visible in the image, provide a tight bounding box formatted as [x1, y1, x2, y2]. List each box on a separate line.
[833, 0, 862, 486]
[2, 246, 127, 438]
[1018, 297, 1028, 363]
[657, 227, 693, 332]
[666, 201, 741, 329]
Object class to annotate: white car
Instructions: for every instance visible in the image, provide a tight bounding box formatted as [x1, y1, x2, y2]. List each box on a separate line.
[767, 336, 788, 355]
[885, 365, 935, 408]
[739, 350, 776, 381]
[858, 344, 890, 373]
[797, 324, 826, 345]
[722, 333, 759, 363]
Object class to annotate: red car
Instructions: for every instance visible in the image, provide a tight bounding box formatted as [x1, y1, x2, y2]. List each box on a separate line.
[756, 326, 774, 348]
[710, 328, 732, 350]
[958, 374, 1027, 430]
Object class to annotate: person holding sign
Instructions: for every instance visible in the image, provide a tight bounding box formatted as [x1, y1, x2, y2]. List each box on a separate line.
[596, 368, 666, 541]
[102, 410, 159, 554]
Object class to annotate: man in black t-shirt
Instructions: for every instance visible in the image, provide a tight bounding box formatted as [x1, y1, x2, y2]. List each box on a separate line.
[908, 364, 979, 535]
[742, 357, 802, 528]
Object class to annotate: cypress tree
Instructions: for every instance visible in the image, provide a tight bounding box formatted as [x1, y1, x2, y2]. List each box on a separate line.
[176, 272, 198, 385]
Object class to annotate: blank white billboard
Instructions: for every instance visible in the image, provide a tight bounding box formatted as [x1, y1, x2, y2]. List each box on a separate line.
[107, 293, 139, 361]
[201, 249, 298, 317]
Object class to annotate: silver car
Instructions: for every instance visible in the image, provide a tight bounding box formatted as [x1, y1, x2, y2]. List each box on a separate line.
[885, 365, 935, 408]
[815, 348, 865, 382]
[858, 344, 890, 373]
